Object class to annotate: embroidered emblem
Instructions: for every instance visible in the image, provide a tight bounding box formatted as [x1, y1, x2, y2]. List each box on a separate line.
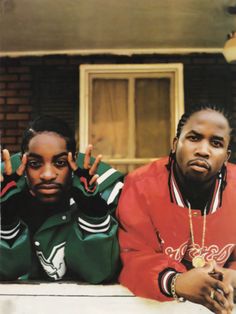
[186, 243, 235, 266]
[165, 241, 188, 261]
[165, 242, 235, 266]
[36, 242, 66, 280]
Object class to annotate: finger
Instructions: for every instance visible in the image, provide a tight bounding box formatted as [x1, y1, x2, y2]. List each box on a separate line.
[205, 294, 229, 314]
[16, 154, 27, 176]
[225, 285, 234, 312]
[213, 289, 232, 309]
[2, 149, 12, 175]
[203, 261, 215, 273]
[84, 144, 93, 169]
[89, 174, 99, 186]
[89, 154, 102, 176]
[214, 280, 232, 296]
[67, 152, 78, 171]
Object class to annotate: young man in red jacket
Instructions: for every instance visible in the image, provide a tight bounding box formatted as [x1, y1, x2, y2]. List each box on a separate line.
[117, 104, 236, 314]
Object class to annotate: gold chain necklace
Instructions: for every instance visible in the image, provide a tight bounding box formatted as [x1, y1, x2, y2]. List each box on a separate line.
[187, 202, 207, 268]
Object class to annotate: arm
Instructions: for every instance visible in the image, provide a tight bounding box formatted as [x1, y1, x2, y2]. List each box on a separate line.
[116, 174, 186, 301]
[117, 174, 233, 313]
[0, 150, 32, 280]
[65, 145, 123, 283]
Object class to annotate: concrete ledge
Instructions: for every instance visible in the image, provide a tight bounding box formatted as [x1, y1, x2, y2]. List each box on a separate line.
[0, 282, 235, 314]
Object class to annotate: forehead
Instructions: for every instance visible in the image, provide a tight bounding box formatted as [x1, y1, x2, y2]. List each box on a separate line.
[27, 132, 67, 154]
[182, 109, 230, 136]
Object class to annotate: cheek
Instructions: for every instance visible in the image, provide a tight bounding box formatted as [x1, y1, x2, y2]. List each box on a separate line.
[60, 169, 72, 184]
[25, 169, 38, 186]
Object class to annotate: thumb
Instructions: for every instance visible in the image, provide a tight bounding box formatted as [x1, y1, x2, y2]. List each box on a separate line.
[202, 260, 215, 273]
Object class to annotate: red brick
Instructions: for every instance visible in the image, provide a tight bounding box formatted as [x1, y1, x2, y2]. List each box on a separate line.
[0, 98, 5, 104]
[0, 105, 17, 113]
[18, 105, 32, 113]
[5, 129, 23, 136]
[0, 67, 6, 73]
[1, 137, 16, 144]
[17, 136, 23, 144]
[0, 82, 6, 89]
[18, 121, 29, 128]
[45, 59, 66, 65]
[8, 67, 30, 73]
[1, 120, 17, 128]
[8, 82, 30, 89]
[21, 58, 43, 65]
[2, 144, 21, 153]
[19, 90, 32, 96]
[0, 74, 18, 81]
[0, 113, 5, 120]
[6, 113, 29, 120]
[7, 98, 30, 105]
[20, 74, 31, 81]
[0, 90, 18, 97]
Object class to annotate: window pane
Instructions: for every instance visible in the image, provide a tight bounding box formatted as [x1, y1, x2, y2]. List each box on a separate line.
[90, 79, 129, 158]
[135, 78, 171, 158]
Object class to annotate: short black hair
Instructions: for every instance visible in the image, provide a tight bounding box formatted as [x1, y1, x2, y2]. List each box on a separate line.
[176, 104, 233, 143]
[167, 104, 233, 171]
[21, 115, 76, 156]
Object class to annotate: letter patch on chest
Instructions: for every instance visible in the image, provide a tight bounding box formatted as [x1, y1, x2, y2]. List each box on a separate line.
[36, 242, 66, 280]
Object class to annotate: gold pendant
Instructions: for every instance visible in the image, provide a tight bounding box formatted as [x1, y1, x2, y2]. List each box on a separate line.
[192, 256, 205, 268]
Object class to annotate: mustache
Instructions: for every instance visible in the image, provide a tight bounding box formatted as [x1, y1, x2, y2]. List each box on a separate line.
[187, 158, 211, 170]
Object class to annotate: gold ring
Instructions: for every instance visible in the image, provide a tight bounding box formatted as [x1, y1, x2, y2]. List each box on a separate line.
[210, 290, 215, 300]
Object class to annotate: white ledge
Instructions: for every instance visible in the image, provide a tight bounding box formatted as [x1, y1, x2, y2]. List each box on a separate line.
[0, 282, 235, 314]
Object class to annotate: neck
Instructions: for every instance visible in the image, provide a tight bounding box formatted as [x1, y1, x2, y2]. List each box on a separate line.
[174, 163, 216, 209]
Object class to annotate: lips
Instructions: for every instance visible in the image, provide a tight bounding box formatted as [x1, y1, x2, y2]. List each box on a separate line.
[36, 184, 61, 194]
[188, 159, 210, 172]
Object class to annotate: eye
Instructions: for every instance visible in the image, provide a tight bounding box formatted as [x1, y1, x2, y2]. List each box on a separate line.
[211, 140, 223, 148]
[27, 160, 42, 169]
[187, 135, 199, 142]
[54, 159, 68, 168]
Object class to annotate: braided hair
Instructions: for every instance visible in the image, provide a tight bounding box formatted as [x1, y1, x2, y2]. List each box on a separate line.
[21, 115, 76, 156]
[167, 104, 233, 191]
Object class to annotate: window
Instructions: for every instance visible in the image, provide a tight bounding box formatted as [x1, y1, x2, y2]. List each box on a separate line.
[79, 64, 184, 173]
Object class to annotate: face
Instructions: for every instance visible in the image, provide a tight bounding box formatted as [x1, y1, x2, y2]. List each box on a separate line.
[172, 110, 231, 184]
[25, 132, 72, 204]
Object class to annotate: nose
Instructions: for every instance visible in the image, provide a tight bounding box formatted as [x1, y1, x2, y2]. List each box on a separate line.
[195, 140, 210, 158]
[40, 164, 57, 181]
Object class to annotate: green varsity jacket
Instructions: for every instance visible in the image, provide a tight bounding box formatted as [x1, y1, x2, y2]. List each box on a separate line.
[0, 153, 124, 283]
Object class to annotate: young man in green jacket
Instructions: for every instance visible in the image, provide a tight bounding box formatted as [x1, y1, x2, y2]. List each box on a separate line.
[0, 115, 123, 282]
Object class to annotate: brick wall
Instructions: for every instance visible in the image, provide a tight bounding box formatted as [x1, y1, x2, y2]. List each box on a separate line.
[0, 63, 32, 152]
[0, 53, 236, 160]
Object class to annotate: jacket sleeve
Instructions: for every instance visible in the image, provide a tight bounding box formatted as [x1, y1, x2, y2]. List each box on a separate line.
[1, 157, 32, 280]
[116, 174, 186, 301]
[65, 163, 124, 283]
[0, 221, 32, 280]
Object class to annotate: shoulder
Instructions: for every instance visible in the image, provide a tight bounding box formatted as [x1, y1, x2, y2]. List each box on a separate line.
[125, 157, 169, 185]
[226, 162, 236, 180]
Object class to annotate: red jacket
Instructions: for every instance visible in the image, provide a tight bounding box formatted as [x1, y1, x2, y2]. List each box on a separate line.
[117, 158, 236, 301]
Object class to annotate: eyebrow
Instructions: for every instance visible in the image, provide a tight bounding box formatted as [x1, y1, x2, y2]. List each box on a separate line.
[27, 152, 68, 159]
[187, 130, 225, 142]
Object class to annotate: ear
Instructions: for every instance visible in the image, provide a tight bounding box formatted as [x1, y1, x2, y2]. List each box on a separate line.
[224, 149, 231, 166]
[172, 137, 178, 154]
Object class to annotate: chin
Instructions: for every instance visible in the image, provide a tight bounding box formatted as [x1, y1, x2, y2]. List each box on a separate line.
[186, 173, 210, 184]
[36, 193, 62, 204]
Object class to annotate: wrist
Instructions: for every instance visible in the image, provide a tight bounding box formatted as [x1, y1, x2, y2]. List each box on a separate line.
[171, 273, 186, 302]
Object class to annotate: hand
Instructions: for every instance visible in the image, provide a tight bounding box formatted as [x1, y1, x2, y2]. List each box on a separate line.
[213, 264, 236, 306]
[1, 149, 27, 183]
[68, 144, 102, 187]
[175, 262, 234, 314]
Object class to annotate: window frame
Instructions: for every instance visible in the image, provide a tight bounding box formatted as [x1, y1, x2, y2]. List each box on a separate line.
[79, 63, 184, 166]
